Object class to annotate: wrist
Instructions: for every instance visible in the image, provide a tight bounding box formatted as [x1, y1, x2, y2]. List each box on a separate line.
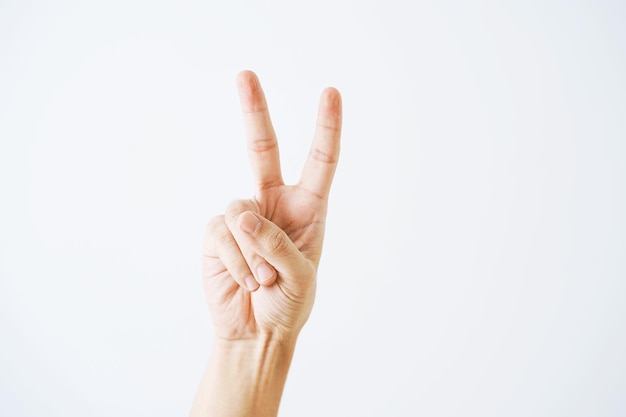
[212, 333, 298, 376]
[191, 334, 297, 417]
[214, 330, 299, 351]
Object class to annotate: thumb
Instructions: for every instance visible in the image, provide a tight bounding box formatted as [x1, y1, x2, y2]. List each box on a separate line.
[237, 211, 315, 286]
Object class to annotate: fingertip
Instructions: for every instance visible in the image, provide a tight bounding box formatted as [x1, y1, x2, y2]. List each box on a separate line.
[321, 87, 342, 112]
[238, 211, 261, 235]
[256, 262, 277, 286]
[244, 275, 260, 292]
[260, 277, 277, 287]
[322, 86, 341, 99]
[237, 70, 266, 112]
[318, 87, 342, 129]
[236, 69, 257, 86]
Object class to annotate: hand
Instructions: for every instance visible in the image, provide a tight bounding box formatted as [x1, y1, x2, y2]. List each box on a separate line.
[202, 70, 342, 342]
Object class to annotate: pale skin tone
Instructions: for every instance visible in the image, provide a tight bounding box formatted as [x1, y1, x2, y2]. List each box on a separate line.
[190, 70, 342, 417]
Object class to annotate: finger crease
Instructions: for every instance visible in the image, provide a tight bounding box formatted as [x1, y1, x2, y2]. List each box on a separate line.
[257, 179, 283, 190]
[242, 106, 269, 115]
[316, 122, 341, 133]
[248, 138, 278, 153]
[310, 147, 338, 164]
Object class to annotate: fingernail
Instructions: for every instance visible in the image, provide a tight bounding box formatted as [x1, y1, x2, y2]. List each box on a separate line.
[257, 263, 274, 283]
[240, 212, 260, 235]
[245, 275, 259, 291]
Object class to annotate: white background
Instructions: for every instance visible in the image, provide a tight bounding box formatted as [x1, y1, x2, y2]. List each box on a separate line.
[1, 1, 625, 416]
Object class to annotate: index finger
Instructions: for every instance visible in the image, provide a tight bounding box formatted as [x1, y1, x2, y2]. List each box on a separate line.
[298, 87, 342, 199]
[236, 70, 283, 191]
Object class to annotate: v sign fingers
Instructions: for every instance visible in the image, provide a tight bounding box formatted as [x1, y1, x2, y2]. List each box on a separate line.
[236, 70, 284, 191]
[299, 87, 342, 199]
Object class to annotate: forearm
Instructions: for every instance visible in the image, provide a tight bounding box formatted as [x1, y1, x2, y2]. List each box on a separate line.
[190, 335, 297, 417]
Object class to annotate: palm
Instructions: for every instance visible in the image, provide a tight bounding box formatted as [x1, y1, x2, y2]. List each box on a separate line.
[258, 186, 327, 258]
[203, 71, 342, 341]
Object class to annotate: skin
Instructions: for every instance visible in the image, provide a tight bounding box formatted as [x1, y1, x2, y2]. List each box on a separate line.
[190, 70, 342, 417]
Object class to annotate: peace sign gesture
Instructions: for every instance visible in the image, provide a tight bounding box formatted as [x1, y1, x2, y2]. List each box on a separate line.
[202, 70, 342, 342]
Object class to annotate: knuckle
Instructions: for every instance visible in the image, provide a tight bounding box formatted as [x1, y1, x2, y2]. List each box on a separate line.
[225, 200, 245, 218]
[317, 121, 341, 133]
[267, 230, 291, 256]
[225, 199, 255, 223]
[217, 229, 235, 247]
[310, 147, 338, 164]
[204, 215, 227, 254]
[206, 215, 225, 233]
[256, 178, 283, 190]
[248, 137, 277, 153]
[205, 215, 227, 240]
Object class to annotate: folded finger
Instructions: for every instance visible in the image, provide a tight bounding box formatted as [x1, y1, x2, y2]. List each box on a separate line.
[235, 211, 315, 293]
[204, 215, 258, 292]
[224, 200, 279, 288]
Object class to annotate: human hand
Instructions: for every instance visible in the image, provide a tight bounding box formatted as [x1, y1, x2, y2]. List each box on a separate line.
[202, 70, 342, 343]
